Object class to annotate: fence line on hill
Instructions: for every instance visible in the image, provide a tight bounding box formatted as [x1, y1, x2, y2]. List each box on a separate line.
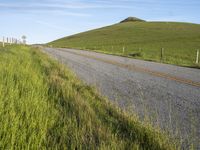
[84, 45, 200, 65]
[121, 46, 199, 65]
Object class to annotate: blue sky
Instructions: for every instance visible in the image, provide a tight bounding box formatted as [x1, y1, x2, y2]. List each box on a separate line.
[0, 0, 199, 44]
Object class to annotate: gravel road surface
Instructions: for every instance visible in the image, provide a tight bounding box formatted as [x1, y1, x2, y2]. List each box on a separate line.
[43, 47, 200, 148]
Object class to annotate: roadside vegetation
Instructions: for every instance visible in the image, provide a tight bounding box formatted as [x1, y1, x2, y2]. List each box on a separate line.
[0, 45, 177, 149]
[49, 21, 200, 68]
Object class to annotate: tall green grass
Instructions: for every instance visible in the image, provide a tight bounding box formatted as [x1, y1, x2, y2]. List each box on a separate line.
[0, 45, 177, 149]
[49, 21, 200, 68]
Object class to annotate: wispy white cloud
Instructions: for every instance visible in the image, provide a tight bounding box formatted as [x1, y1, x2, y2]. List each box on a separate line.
[0, 1, 95, 17]
[0, 0, 134, 19]
[0, 1, 132, 10]
[1, 0, 199, 11]
[27, 9, 92, 17]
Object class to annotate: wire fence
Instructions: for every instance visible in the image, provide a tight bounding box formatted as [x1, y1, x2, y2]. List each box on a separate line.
[80, 45, 200, 66]
[1, 36, 26, 47]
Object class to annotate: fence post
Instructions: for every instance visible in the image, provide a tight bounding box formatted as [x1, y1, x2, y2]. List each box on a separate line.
[2, 37, 5, 47]
[123, 46, 125, 54]
[161, 48, 164, 62]
[196, 49, 199, 64]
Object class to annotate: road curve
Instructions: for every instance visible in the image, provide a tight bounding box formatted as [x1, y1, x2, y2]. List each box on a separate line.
[43, 47, 200, 148]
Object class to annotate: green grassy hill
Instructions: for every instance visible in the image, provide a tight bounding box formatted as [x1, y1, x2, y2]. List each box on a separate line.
[0, 45, 176, 149]
[49, 19, 200, 68]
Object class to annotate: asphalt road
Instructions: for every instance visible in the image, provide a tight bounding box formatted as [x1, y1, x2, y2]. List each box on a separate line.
[43, 47, 200, 148]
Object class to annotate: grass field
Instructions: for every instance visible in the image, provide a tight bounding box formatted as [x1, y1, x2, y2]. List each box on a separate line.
[49, 21, 200, 68]
[0, 45, 177, 149]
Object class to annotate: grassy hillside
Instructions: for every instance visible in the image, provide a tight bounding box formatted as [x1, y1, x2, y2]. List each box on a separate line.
[0, 45, 177, 149]
[49, 21, 200, 68]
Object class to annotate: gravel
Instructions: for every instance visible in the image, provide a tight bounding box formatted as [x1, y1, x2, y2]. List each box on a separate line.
[43, 47, 200, 149]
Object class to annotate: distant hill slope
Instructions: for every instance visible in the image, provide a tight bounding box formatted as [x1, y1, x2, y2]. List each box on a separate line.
[48, 19, 200, 67]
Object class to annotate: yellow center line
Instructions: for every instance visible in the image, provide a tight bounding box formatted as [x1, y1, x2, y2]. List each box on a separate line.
[57, 48, 200, 88]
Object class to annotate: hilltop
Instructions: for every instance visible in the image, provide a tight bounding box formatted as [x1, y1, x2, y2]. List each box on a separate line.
[48, 18, 200, 68]
[120, 17, 146, 23]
